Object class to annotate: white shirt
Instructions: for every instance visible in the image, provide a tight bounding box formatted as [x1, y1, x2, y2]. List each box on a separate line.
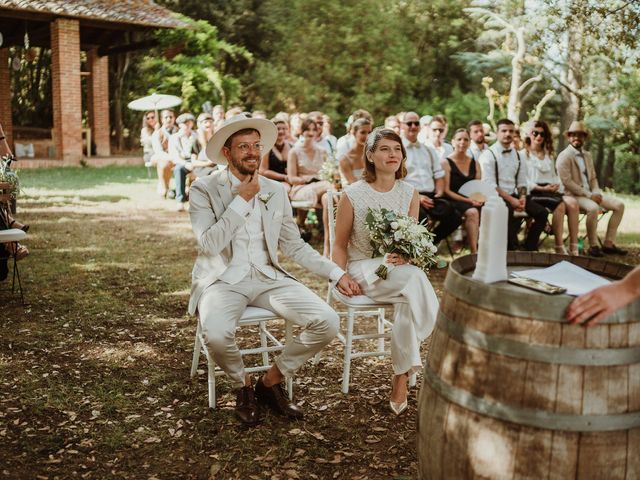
[424, 140, 453, 160]
[468, 142, 487, 161]
[223, 173, 345, 284]
[479, 143, 527, 195]
[522, 149, 564, 193]
[336, 134, 355, 160]
[168, 131, 198, 166]
[571, 145, 591, 192]
[403, 139, 444, 193]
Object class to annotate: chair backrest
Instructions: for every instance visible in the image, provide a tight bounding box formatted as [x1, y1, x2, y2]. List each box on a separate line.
[326, 190, 342, 259]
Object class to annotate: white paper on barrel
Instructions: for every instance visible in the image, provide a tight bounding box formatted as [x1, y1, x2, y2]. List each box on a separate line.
[511, 260, 610, 296]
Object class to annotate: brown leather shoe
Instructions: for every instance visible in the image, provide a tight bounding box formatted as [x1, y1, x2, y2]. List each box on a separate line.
[255, 377, 304, 419]
[235, 386, 260, 426]
[587, 246, 604, 258]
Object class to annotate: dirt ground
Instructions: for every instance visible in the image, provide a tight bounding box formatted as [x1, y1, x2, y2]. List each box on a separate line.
[1, 167, 638, 479]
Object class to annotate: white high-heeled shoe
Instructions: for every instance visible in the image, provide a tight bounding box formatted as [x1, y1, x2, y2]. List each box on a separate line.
[390, 375, 408, 416]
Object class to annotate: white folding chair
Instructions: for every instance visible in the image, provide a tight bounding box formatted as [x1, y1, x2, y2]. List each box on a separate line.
[324, 190, 415, 394]
[0, 228, 27, 304]
[190, 306, 293, 409]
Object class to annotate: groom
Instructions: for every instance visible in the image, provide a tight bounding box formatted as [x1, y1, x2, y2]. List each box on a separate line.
[189, 113, 360, 426]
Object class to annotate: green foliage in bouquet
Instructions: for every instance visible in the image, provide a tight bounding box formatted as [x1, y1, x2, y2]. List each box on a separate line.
[365, 207, 437, 279]
[0, 154, 19, 199]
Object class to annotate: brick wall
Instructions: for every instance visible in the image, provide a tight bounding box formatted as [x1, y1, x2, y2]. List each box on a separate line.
[87, 48, 110, 157]
[0, 49, 13, 152]
[51, 18, 82, 164]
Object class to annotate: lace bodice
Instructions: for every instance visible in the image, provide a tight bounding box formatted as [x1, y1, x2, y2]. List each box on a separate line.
[344, 180, 415, 262]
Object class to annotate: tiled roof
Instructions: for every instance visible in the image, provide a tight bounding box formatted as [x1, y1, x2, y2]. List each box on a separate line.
[0, 0, 187, 28]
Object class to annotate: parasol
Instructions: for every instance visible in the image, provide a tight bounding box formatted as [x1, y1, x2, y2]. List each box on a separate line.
[127, 93, 182, 112]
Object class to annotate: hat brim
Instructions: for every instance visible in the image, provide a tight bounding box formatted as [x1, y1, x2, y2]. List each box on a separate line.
[205, 118, 277, 165]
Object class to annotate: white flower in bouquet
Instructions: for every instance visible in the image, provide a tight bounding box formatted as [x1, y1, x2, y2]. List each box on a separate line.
[364, 207, 437, 280]
[318, 153, 341, 186]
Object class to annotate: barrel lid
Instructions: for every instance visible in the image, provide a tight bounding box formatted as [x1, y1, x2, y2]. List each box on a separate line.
[445, 252, 638, 323]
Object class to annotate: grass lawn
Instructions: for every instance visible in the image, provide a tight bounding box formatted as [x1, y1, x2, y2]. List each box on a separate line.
[1, 165, 638, 479]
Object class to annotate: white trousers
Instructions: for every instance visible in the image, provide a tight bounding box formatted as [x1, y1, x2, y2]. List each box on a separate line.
[575, 194, 625, 247]
[198, 268, 339, 389]
[347, 260, 439, 375]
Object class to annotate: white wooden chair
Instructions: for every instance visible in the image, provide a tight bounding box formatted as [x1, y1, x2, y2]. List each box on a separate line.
[190, 306, 293, 409]
[0, 228, 27, 304]
[324, 190, 415, 394]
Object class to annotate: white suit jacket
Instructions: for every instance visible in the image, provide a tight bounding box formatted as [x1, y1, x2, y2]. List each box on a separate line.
[188, 170, 337, 315]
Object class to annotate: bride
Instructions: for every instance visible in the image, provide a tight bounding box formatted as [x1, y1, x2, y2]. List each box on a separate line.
[331, 127, 439, 415]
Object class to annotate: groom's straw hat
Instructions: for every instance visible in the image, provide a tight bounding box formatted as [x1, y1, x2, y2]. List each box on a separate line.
[206, 113, 277, 165]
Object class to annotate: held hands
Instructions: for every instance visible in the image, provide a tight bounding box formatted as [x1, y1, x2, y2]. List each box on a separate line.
[336, 273, 362, 297]
[508, 196, 523, 211]
[419, 195, 435, 210]
[591, 193, 603, 204]
[386, 253, 409, 266]
[238, 173, 260, 201]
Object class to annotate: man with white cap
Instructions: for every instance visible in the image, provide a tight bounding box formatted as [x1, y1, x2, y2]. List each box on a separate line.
[188, 113, 361, 426]
[556, 121, 626, 257]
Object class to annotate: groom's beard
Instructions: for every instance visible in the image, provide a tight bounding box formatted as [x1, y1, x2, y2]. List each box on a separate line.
[230, 154, 259, 176]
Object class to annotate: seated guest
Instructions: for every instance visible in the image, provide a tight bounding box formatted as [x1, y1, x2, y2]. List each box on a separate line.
[287, 118, 333, 209]
[467, 119, 488, 161]
[169, 113, 200, 211]
[259, 118, 292, 192]
[523, 120, 579, 255]
[384, 115, 401, 135]
[150, 109, 178, 198]
[441, 128, 483, 254]
[339, 118, 372, 186]
[193, 113, 217, 178]
[305, 111, 337, 156]
[140, 111, 158, 166]
[212, 104, 225, 131]
[424, 115, 453, 159]
[336, 109, 373, 160]
[479, 118, 548, 251]
[556, 121, 626, 257]
[332, 127, 439, 415]
[402, 111, 461, 246]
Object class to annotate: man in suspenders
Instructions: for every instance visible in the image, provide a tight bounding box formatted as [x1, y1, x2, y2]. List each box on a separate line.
[479, 118, 548, 251]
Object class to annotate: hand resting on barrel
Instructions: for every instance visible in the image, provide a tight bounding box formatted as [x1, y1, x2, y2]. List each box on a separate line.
[566, 265, 640, 327]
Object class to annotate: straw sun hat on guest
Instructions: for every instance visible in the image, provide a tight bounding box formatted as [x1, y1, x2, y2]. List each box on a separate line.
[205, 113, 277, 166]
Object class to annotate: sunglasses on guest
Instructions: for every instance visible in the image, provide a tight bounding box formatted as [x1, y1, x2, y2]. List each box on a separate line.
[403, 121, 420, 127]
[532, 130, 545, 137]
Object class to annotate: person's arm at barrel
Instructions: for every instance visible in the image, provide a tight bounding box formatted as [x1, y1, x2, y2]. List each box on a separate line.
[566, 265, 640, 327]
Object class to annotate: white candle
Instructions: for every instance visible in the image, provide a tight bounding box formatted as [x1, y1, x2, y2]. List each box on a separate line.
[473, 193, 508, 283]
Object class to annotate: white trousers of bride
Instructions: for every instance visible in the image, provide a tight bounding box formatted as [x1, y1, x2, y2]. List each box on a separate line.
[347, 259, 439, 375]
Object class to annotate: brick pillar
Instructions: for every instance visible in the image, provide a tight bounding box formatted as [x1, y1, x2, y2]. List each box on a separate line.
[87, 48, 110, 157]
[0, 49, 13, 152]
[51, 18, 82, 163]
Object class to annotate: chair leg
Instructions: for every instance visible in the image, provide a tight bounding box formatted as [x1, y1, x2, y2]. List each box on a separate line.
[342, 308, 355, 394]
[206, 347, 216, 409]
[190, 322, 202, 378]
[409, 373, 416, 388]
[377, 308, 385, 353]
[285, 321, 294, 400]
[259, 322, 269, 367]
[9, 242, 24, 305]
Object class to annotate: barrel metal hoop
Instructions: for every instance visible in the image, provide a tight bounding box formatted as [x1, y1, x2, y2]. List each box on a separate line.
[437, 311, 640, 366]
[423, 364, 640, 432]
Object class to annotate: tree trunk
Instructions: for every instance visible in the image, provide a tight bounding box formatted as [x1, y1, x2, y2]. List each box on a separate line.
[112, 50, 130, 153]
[559, 3, 584, 151]
[594, 135, 605, 183]
[602, 146, 615, 189]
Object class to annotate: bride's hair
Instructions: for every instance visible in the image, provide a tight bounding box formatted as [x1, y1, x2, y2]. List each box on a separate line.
[363, 127, 407, 182]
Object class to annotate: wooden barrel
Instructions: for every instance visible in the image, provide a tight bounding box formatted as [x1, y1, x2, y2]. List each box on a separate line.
[417, 252, 640, 479]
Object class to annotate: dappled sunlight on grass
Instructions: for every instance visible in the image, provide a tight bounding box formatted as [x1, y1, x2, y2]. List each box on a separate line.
[163, 288, 191, 297]
[85, 343, 160, 365]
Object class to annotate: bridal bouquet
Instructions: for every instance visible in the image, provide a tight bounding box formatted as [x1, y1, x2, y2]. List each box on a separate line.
[365, 207, 437, 280]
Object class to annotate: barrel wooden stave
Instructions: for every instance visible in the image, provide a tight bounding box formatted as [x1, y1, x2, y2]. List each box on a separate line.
[418, 254, 640, 480]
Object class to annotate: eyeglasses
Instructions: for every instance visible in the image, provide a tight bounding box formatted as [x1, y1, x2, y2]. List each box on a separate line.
[532, 131, 544, 137]
[234, 142, 264, 153]
[403, 121, 420, 127]
[431, 128, 445, 133]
